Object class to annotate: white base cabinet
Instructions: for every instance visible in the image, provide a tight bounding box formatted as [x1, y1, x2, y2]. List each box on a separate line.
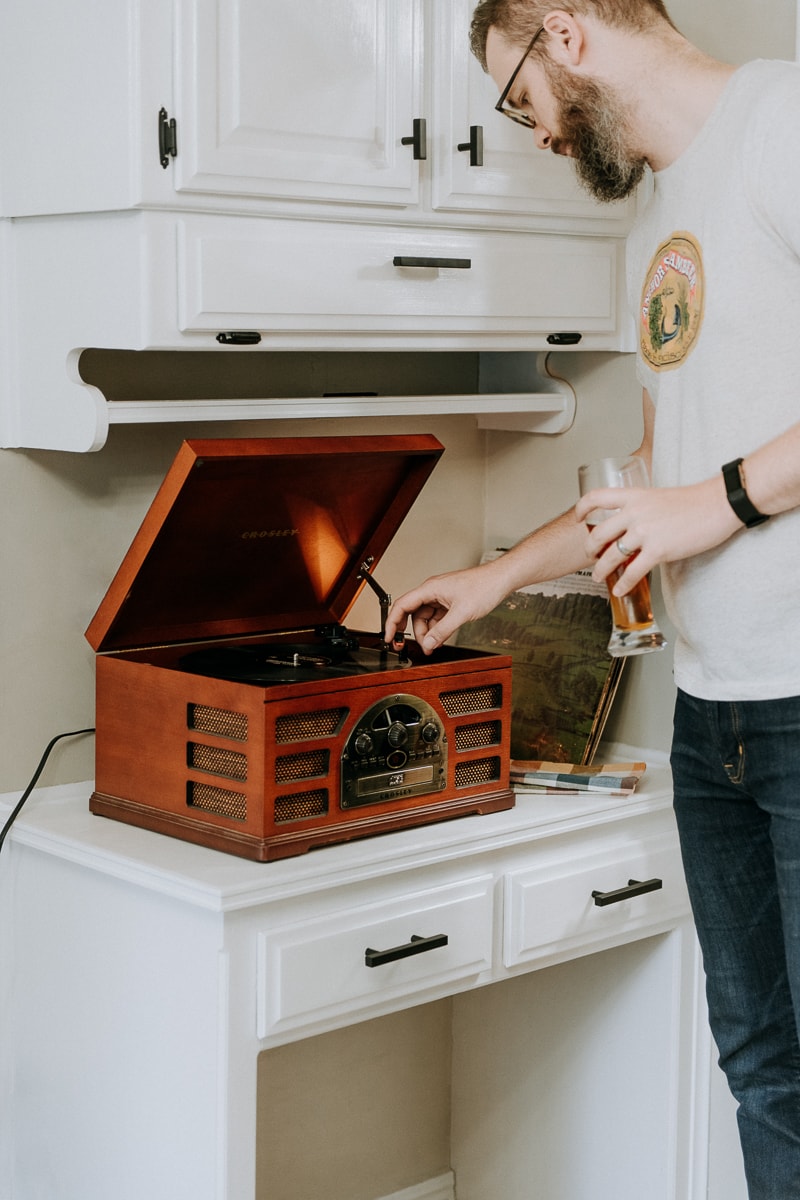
[0, 758, 745, 1200]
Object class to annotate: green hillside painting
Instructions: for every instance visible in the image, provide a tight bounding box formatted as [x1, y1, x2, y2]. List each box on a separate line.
[456, 566, 624, 764]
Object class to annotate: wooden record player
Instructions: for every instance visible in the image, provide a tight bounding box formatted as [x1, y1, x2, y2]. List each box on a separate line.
[86, 435, 514, 861]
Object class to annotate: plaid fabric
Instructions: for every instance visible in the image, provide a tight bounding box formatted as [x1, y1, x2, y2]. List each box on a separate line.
[510, 760, 646, 795]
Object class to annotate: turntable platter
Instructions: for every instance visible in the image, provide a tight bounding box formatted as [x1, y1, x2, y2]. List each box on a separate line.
[178, 641, 370, 685]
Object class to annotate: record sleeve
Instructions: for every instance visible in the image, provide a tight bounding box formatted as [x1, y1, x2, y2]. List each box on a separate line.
[454, 552, 626, 766]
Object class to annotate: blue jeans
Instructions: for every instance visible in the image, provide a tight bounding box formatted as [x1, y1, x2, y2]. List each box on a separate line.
[672, 689, 800, 1198]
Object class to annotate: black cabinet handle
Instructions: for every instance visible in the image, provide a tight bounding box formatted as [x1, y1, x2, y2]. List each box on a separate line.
[401, 118, 427, 160]
[547, 331, 583, 346]
[158, 107, 177, 168]
[457, 125, 484, 167]
[365, 933, 448, 968]
[216, 331, 262, 346]
[591, 878, 663, 907]
[393, 256, 471, 269]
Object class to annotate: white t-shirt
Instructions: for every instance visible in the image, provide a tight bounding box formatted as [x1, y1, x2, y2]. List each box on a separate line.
[626, 59, 800, 701]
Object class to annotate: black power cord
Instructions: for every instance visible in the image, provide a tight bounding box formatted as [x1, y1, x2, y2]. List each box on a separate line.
[0, 728, 95, 856]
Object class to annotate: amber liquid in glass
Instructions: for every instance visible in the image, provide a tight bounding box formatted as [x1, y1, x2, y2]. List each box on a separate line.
[607, 562, 654, 631]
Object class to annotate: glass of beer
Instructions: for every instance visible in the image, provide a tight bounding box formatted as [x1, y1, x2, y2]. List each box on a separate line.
[577, 455, 667, 658]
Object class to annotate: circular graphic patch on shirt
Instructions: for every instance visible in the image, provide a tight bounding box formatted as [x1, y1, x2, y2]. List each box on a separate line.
[639, 232, 704, 370]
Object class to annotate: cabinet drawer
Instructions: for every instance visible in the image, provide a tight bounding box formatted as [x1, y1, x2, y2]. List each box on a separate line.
[257, 874, 494, 1039]
[504, 831, 689, 969]
[177, 216, 624, 343]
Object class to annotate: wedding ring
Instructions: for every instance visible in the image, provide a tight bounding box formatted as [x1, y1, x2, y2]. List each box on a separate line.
[616, 538, 634, 558]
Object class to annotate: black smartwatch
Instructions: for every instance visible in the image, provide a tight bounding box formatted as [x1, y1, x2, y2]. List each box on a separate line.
[721, 458, 770, 528]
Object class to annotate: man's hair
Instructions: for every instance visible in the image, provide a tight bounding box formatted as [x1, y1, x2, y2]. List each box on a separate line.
[470, 1, 675, 69]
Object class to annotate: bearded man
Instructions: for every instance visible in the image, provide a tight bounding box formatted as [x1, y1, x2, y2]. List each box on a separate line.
[385, 5, 800, 1196]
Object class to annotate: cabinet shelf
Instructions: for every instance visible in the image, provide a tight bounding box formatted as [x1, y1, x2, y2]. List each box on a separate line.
[28, 347, 570, 448]
[101, 389, 574, 435]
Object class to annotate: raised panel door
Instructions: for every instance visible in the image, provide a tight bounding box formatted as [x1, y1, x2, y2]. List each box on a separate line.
[174, 0, 424, 206]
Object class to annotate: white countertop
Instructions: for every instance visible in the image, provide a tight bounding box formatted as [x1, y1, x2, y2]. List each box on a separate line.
[0, 746, 672, 912]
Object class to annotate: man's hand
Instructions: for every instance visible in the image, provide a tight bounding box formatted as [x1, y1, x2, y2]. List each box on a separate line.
[575, 474, 741, 595]
[384, 562, 512, 655]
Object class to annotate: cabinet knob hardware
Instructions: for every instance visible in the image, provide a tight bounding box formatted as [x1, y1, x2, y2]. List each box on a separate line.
[457, 125, 484, 167]
[401, 117, 427, 160]
[364, 932, 448, 968]
[393, 256, 471, 270]
[216, 331, 262, 346]
[591, 878, 663, 907]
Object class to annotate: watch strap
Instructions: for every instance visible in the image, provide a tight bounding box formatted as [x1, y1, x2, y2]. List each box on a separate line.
[721, 458, 769, 528]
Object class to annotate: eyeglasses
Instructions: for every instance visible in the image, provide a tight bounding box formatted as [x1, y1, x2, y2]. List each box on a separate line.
[494, 26, 546, 127]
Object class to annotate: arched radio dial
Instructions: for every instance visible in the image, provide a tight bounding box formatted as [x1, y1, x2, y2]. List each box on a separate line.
[341, 694, 447, 808]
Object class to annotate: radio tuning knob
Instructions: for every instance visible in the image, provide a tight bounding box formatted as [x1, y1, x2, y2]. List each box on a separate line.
[387, 722, 408, 748]
[421, 722, 439, 744]
[354, 732, 374, 756]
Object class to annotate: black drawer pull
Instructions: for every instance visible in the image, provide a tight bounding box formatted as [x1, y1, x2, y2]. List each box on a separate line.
[591, 878, 663, 907]
[457, 124, 484, 167]
[547, 331, 582, 345]
[400, 117, 427, 160]
[393, 256, 471, 270]
[216, 331, 262, 345]
[365, 933, 448, 968]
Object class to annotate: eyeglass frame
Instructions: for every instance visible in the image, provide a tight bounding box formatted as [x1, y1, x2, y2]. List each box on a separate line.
[494, 25, 546, 127]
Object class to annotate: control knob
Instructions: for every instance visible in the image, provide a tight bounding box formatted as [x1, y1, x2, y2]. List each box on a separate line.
[354, 731, 374, 756]
[387, 721, 408, 749]
[421, 722, 439, 745]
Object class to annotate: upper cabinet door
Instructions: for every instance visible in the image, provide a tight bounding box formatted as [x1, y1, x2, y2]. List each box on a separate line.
[174, 0, 424, 206]
[430, 0, 636, 233]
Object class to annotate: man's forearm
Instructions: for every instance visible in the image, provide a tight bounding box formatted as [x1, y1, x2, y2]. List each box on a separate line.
[489, 506, 592, 593]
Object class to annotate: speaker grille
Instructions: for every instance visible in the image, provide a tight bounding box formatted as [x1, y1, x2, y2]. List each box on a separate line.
[454, 756, 501, 789]
[454, 721, 502, 752]
[187, 781, 247, 821]
[275, 708, 348, 744]
[275, 789, 329, 824]
[188, 742, 248, 781]
[275, 749, 330, 783]
[188, 704, 248, 742]
[440, 685, 502, 717]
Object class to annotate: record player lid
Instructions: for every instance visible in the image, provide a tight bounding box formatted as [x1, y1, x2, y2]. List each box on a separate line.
[86, 434, 444, 653]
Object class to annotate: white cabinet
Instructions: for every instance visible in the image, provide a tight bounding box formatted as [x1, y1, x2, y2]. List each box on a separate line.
[1, 0, 635, 235]
[173, 0, 425, 210]
[256, 872, 495, 1041]
[0, 762, 741, 1199]
[170, 0, 634, 234]
[504, 822, 687, 968]
[176, 215, 623, 339]
[0, 0, 637, 451]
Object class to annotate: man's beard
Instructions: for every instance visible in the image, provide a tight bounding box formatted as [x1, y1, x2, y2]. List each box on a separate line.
[544, 64, 646, 202]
